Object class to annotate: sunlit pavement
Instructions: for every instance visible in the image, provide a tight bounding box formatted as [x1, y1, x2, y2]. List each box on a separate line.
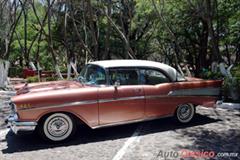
[0, 106, 240, 160]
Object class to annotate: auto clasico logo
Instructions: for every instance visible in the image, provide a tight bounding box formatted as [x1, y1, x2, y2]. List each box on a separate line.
[155, 149, 239, 159]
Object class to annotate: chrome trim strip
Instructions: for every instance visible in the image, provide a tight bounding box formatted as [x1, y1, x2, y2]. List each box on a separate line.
[21, 100, 98, 111]
[19, 87, 220, 111]
[145, 95, 166, 99]
[99, 96, 145, 103]
[92, 114, 173, 129]
[20, 96, 145, 111]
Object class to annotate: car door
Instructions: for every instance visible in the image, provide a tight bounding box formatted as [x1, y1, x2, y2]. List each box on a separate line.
[98, 68, 145, 125]
[140, 68, 175, 118]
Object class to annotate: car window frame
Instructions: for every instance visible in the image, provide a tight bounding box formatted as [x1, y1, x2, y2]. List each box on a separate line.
[107, 67, 141, 86]
[79, 64, 108, 86]
[138, 67, 172, 85]
[79, 65, 173, 86]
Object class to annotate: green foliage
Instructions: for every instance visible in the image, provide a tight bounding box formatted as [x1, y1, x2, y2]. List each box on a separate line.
[223, 65, 240, 102]
[45, 76, 58, 81]
[223, 78, 240, 102]
[200, 70, 223, 80]
[27, 76, 58, 83]
[231, 65, 240, 78]
[26, 76, 39, 83]
[8, 1, 51, 70]
[8, 67, 23, 78]
[1, 0, 239, 82]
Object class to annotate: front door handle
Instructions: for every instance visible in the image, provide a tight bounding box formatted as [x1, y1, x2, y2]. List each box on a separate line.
[134, 88, 142, 93]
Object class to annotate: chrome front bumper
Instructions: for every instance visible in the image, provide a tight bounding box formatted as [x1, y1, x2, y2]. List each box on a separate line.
[6, 113, 37, 134]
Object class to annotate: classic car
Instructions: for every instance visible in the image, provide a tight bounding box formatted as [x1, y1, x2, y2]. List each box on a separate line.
[6, 60, 222, 142]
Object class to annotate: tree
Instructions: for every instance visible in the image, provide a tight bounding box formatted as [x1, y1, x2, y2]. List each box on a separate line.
[1, 0, 239, 79]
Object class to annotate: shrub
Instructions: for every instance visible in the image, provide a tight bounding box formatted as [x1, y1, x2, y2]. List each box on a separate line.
[223, 65, 240, 102]
[8, 67, 23, 77]
[200, 70, 223, 80]
[45, 76, 58, 81]
[26, 76, 39, 83]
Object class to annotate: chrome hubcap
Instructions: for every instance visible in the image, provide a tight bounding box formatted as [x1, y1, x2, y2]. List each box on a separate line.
[47, 117, 69, 137]
[179, 105, 191, 120]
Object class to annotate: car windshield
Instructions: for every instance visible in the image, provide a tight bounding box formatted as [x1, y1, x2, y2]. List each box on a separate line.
[78, 65, 107, 85]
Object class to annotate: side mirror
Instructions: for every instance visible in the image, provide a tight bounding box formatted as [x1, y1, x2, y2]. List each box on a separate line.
[114, 80, 120, 88]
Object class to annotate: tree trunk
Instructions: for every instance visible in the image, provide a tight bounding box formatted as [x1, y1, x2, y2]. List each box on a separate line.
[105, 14, 136, 59]
[69, 1, 93, 60]
[3, 0, 25, 60]
[152, 0, 180, 67]
[104, 0, 112, 60]
[0, 59, 10, 88]
[63, 8, 71, 80]
[205, 0, 220, 63]
[23, 2, 28, 67]
[82, 6, 89, 63]
[225, 44, 231, 65]
[87, 0, 99, 60]
[196, 19, 209, 76]
[47, 0, 63, 79]
[235, 43, 240, 64]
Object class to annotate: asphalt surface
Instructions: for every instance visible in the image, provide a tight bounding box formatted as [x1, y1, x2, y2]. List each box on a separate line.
[0, 107, 240, 160]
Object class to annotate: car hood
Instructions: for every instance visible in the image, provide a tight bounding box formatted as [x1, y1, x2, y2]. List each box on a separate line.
[15, 80, 84, 95]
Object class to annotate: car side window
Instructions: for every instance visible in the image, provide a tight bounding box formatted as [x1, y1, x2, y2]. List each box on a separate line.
[109, 68, 139, 85]
[140, 68, 170, 85]
[85, 65, 106, 85]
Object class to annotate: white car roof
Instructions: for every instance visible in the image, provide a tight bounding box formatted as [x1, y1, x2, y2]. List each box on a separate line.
[89, 60, 177, 81]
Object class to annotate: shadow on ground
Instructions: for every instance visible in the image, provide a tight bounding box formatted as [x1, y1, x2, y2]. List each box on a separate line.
[1, 114, 220, 154]
[176, 125, 240, 156]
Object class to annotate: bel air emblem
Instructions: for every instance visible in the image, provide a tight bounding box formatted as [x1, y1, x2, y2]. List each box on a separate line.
[19, 104, 31, 109]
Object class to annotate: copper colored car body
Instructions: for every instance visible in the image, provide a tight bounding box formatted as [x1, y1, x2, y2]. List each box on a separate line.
[7, 60, 222, 142]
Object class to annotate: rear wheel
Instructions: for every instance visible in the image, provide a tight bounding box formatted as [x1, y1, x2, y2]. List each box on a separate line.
[39, 113, 76, 142]
[175, 103, 195, 123]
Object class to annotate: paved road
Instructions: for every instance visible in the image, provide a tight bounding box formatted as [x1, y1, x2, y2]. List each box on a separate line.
[0, 107, 240, 160]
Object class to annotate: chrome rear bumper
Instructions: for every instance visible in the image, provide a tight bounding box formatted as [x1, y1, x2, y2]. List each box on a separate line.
[6, 113, 37, 134]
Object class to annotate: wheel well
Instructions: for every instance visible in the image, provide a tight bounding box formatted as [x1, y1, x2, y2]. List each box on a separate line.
[37, 111, 87, 127]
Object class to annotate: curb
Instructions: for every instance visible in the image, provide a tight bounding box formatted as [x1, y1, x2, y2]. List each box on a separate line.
[217, 102, 240, 110]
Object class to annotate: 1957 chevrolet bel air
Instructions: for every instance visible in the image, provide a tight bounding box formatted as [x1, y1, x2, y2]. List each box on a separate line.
[6, 60, 222, 142]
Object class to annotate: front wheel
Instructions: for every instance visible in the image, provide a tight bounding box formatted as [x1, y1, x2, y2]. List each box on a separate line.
[39, 113, 76, 142]
[175, 103, 195, 123]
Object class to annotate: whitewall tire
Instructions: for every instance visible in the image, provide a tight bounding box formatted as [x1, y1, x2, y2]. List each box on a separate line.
[41, 113, 75, 142]
[175, 104, 195, 123]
